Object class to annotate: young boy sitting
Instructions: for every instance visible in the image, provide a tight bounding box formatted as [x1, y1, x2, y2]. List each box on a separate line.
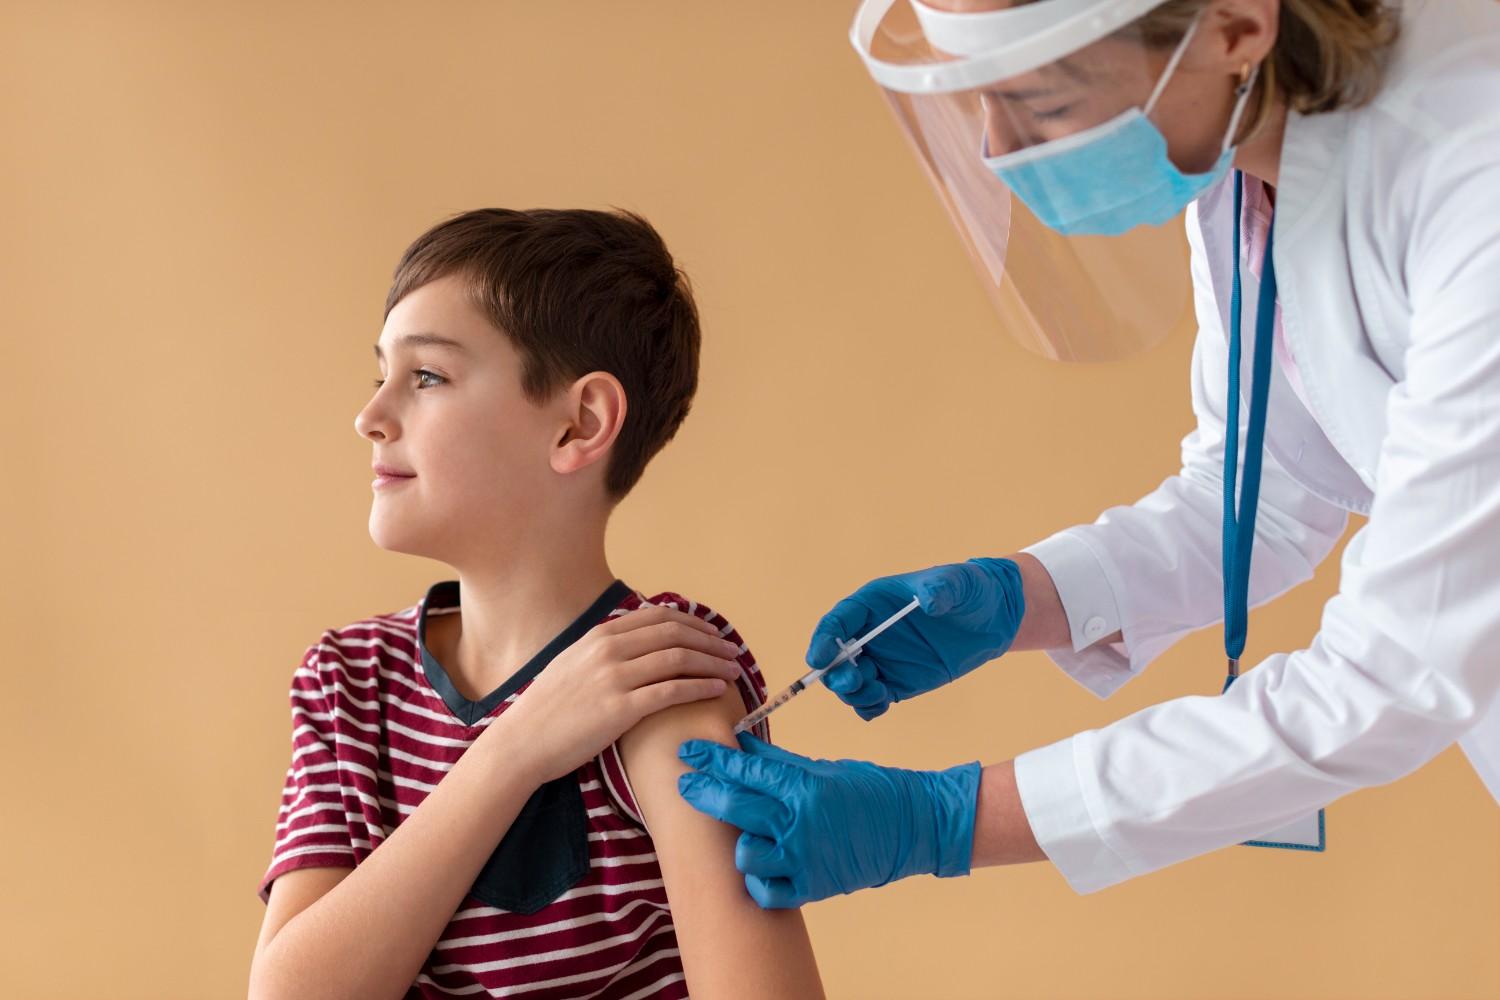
[249, 208, 824, 1000]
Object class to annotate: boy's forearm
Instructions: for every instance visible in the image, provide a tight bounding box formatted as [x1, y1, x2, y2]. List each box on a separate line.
[249, 720, 544, 1000]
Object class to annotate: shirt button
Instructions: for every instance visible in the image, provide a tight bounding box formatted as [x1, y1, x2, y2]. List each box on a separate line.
[1083, 616, 1108, 641]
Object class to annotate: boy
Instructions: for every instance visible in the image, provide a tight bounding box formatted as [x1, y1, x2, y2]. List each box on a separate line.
[249, 208, 823, 999]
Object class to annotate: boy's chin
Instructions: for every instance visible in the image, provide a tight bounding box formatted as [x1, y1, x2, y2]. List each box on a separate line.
[367, 515, 439, 560]
[367, 515, 512, 571]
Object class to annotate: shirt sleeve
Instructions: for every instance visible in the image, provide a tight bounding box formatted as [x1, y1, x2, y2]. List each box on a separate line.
[1014, 125, 1500, 895]
[257, 641, 357, 903]
[1022, 197, 1349, 700]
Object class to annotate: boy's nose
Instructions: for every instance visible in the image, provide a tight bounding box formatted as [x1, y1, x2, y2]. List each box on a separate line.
[355, 400, 394, 442]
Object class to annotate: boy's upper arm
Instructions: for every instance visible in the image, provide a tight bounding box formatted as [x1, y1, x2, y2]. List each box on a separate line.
[254, 641, 360, 973]
[252, 866, 350, 973]
[257, 641, 359, 905]
[617, 688, 824, 1000]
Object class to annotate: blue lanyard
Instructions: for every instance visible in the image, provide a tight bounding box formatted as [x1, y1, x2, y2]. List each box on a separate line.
[1222, 170, 1277, 693]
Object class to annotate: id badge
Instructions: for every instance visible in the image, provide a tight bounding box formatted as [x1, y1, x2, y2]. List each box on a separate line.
[1223, 670, 1327, 852]
[1242, 809, 1325, 851]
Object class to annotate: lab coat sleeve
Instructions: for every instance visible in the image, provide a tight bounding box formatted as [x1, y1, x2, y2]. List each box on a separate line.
[1014, 131, 1500, 894]
[1022, 200, 1349, 699]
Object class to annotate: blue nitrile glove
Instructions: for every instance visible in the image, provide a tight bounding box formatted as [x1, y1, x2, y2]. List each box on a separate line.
[677, 732, 981, 908]
[808, 557, 1025, 720]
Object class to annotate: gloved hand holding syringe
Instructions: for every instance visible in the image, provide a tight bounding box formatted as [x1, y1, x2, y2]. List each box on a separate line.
[732, 596, 921, 735]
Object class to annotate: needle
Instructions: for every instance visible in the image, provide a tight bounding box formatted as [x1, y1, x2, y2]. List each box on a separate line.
[732, 596, 921, 735]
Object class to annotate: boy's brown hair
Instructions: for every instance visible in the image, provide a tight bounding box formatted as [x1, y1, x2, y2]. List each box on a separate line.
[385, 207, 701, 499]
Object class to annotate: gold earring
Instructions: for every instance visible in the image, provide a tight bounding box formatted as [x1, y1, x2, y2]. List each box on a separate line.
[1235, 61, 1252, 96]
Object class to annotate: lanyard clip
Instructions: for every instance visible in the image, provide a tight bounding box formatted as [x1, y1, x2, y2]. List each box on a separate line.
[1227, 656, 1240, 679]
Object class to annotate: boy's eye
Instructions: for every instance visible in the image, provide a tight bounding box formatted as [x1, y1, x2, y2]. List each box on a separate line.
[372, 369, 446, 389]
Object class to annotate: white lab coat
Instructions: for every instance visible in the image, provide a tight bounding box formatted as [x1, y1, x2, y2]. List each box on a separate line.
[1011, 0, 1500, 894]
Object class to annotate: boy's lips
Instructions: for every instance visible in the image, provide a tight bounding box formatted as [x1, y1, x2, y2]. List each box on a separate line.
[372, 462, 417, 489]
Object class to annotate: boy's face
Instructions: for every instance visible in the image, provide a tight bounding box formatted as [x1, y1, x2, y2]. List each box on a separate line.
[356, 273, 561, 567]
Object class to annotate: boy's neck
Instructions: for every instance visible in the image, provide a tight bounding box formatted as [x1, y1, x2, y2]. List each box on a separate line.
[438, 519, 618, 701]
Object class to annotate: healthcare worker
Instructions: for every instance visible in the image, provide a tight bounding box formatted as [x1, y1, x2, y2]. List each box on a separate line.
[676, 0, 1500, 904]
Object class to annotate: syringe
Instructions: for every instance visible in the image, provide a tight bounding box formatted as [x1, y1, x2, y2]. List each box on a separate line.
[732, 596, 921, 735]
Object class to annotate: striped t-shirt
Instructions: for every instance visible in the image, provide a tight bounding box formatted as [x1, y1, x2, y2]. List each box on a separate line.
[258, 579, 770, 999]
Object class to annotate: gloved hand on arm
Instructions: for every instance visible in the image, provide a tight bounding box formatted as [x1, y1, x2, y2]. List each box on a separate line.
[677, 732, 982, 908]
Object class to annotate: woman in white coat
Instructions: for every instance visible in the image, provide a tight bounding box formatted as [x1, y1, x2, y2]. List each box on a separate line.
[677, 0, 1500, 903]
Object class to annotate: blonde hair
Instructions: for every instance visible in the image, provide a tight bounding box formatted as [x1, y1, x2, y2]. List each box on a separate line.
[1135, 0, 1401, 144]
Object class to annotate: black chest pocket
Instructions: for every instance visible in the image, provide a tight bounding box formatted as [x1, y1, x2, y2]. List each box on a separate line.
[470, 773, 590, 914]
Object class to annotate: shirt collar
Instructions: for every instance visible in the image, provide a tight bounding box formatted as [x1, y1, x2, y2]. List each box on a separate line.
[416, 578, 634, 726]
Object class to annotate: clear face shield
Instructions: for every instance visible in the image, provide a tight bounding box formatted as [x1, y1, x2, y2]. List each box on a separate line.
[850, 0, 1252, 362]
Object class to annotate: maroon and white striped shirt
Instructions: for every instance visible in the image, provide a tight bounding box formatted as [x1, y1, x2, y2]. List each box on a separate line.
[258, 579, 770, 999]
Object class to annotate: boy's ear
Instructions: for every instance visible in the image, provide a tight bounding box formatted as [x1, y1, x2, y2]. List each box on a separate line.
[551, 371, 628, 479]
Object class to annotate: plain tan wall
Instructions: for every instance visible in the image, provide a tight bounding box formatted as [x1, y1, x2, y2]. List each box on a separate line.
[3, 2, 1496, 997]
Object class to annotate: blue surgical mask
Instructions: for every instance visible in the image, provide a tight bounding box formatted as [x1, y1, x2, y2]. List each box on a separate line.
[982, 14, 1258, 237]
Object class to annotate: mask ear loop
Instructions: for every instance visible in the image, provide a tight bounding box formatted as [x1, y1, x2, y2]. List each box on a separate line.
[1220, 60, 1261, 153]
[1143, 10, 1205, 117]
[1142, 10, 1262, 154]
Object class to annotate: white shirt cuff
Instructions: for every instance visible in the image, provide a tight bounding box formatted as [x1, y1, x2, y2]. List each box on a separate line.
[1021, 531, 1136, 698]
[1012, 733, 1136, 895]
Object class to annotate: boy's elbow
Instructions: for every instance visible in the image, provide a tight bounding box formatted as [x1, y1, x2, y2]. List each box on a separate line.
[246, 940, 330, 1000]
[246, 960, 280, 1000]
[248, 938, 407, 1000]
[247, 944, 302, 1000]
[247, 965, 342, 1000]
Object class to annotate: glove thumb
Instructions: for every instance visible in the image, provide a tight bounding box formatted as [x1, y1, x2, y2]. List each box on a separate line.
[915, 565, 972, 616]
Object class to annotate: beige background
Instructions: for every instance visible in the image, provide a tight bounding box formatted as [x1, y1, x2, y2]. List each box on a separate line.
[3, 2, 1496, 998]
